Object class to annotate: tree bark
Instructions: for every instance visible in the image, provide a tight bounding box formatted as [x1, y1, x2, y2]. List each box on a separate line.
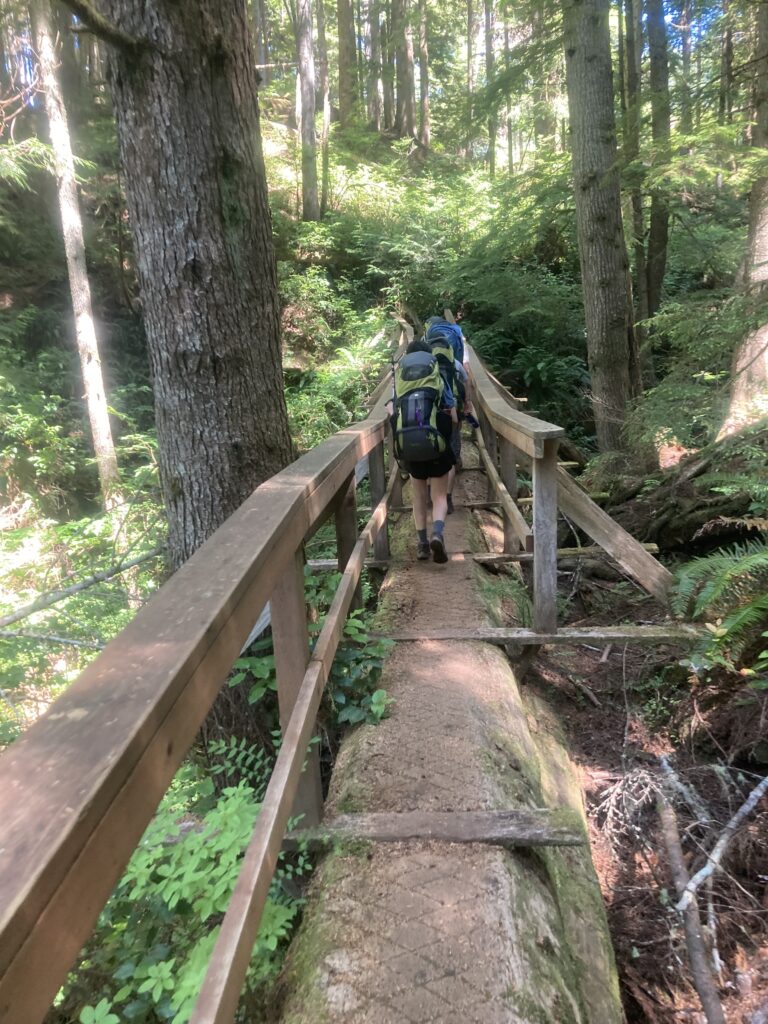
[403, 0, 416, 136]
[718, 0, 733, 125]
[338, 0, 358, 123]
[417, 0, 429, 146]
[369, 0, 383, 129]
[100, 0, 294, 567]
[296, 0, 320, 219]
[719, 0, 768, 437]
[392, 0, 414, 136]
[32, 0, 122, 511]
[316, 0, 332, 212]
[680, 0, 693, 136]
[381, 0, 395, 129]
[563, 0, 636, 451]
[504, 15, 513, 173]
[252, 0, 269, 84]
[646, 0, 670, 319]
[467, 0, 475, 153]
[485, 0, 496, 176]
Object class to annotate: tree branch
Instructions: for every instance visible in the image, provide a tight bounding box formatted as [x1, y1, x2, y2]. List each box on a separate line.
[0, 548, 164, 629]
[676, 773, 768, 913]
[0, 630, 105, 649]
[657, 795, 726, 1024]
[58, 0, 148, 52]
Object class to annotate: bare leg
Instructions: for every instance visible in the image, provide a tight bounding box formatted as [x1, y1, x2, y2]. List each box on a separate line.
[429, 472, 449, 524]
[411, 477, 428, 531]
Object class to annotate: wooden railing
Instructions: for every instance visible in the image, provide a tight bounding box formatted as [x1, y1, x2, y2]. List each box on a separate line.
[0, 335, 677, 1024]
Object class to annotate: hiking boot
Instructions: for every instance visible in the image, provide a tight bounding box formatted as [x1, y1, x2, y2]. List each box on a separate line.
[446, 494, 455, 515]
[416, 541, 430, 560]
[430, 534, 448, 564]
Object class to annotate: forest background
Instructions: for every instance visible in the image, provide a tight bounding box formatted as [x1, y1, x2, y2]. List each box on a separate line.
[1, 0, 768, 1019]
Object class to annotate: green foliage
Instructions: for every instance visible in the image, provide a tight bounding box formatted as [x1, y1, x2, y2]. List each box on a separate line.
[56, 756, 309, 1023]
[674, 540, 768, 678]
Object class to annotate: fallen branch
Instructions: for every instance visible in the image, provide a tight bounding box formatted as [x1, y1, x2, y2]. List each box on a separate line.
[676, 773, 768, 913]
[657, 795, 726, 1024]
[0, 548, 164, 629]
[0, 630, 105, 650]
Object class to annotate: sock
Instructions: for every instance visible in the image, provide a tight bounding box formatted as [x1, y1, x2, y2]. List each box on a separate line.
[417, 528, 428, 544]
[433, 519, 445, 538]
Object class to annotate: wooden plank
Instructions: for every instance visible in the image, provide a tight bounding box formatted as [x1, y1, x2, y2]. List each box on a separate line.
[499, 437, 519, 555]
[466, 345, 564, 458]
[369, 441, 390, 562]
[191, 469, 398, 1024]
[533, 438, 559, 633]
[308, 558, 390, 572]
[335, 473, 362, 612]
[288, 810, 584, 848]
[556, 468, 674, 604]
[0, 410, 389, 1020]
[475, 426, 534, 553]
[473, 543, 659, 565]
[372, 625, 703, 645]
[271, 548, 322, 828]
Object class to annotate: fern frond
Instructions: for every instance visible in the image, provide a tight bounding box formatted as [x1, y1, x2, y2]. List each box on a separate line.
[716, 593, 768, 661]
[673, 540, 768, 618]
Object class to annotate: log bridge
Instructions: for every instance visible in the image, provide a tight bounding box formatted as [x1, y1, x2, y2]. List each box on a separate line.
[0, 331, 695, 1023]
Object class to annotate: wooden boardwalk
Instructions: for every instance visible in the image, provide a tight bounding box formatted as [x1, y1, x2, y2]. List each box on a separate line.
[0, 333, 691, 1023]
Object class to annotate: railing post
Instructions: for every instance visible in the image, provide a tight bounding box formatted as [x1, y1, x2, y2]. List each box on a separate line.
[484, 422, 498, 502]
[336, 472, 363, 610]
[533, 439, 559, 633]
[499, 436, 519, 553]
[387, 431, 403, 509]
[271, 548, 323, 827]
[369, 439, 390, 561]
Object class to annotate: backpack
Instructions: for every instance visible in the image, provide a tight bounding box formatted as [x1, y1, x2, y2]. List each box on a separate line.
[425, 321, 464, 413]
[392, 351, 447, 462]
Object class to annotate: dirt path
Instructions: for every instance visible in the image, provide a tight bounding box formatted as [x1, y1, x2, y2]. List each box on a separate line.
[276, 441, 621, 1024]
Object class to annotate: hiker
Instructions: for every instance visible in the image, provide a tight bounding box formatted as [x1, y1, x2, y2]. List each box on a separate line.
[424, 314, 478, 513]
[390, 338, 457, 563]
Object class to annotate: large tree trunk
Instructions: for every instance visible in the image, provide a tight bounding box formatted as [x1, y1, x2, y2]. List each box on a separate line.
[316, 0, 332, 213]
[338, 0, 358, 123]
[369, 0, 383, 130]
[485, 0, 496, 176]
[296, 0, 320, 219]
[417, 0, 429, 147]
[504, 15, 514, 173]
[32, 0, 121, 511]
[393, 0, 414, 136]
[467, 0, 475, 154]
[381, 0, 395, 129]
[563, 0, 637, 451]
[719, 0, 768, 438]
[680, 0, 693, 136]
[252, 0, 269, 85]
[625, 0, 652, 382]
[100, 0, 293, 568]
[718, 0, 733, 125]
[646, 0, 670, 319]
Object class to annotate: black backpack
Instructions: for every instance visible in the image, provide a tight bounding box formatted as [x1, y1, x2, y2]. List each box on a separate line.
[392, 351, 447, 462]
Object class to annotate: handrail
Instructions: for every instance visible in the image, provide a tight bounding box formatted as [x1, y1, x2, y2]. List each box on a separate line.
[0, 348, 397, 1023]
[0, 335, 672, 1023]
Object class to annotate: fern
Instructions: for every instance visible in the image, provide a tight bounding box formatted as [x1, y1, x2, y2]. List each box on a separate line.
[675, 540, 768, 672]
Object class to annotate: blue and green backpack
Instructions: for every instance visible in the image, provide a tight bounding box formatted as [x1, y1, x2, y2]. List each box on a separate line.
[392, 351, 447, 462]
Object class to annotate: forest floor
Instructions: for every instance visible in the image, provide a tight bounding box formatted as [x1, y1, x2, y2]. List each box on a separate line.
[473, 480, 768, 1023]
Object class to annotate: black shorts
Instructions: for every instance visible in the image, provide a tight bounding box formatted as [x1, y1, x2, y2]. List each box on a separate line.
[406, 448, 455, 480]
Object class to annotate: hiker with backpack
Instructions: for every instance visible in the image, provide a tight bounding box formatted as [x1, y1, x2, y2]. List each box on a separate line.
[390, 338, 457, 563]
[424, 314, 479, 512]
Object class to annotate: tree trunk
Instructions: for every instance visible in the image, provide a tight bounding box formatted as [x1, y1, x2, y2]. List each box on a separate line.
[625, 0, 652, 381]
[485, 0, 496, 176]
[252, 0, 268, 83]
[417, 0, 429, 147]
[719, 0, 768, 438]
[338, 0, 358, 123]
[467, 0, 475, 153]
[369, 0, 383, 129]
[393, 0, 414, 136]
[296, 0, 320, 219]
[100, 0, 294, 568]
[403, 0, 416, 137]
[316, 0, 332, 212]
[381, 0, 395, 128]
[718, 0, 733, 125]
[563, 0, 636, 451]
[680, 0, 693, 136]
[646, 0, 670, 319]
[504, 15, 513, 174]
[32, 0, 122, 511]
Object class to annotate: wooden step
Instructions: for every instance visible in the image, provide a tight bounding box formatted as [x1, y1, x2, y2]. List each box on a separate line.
[287, 809, 584, 849]
[372, 624, 703, 645]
